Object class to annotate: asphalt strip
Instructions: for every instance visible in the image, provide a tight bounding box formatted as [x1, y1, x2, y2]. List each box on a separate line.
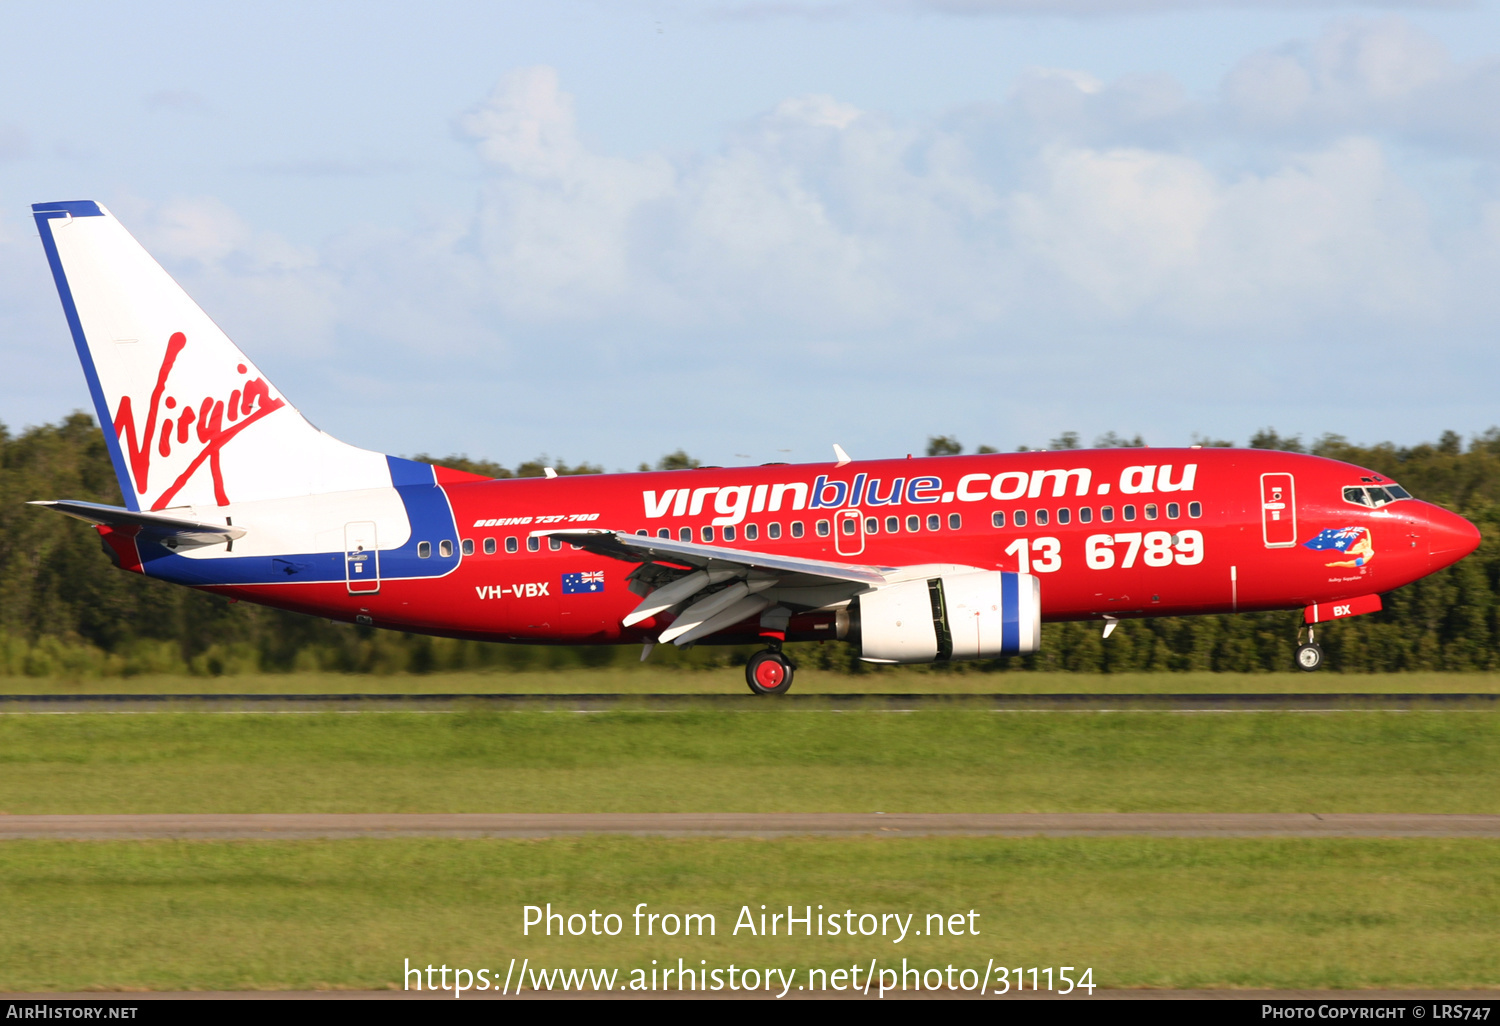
[0, 693, 1497, 712]
[3, 813, 1499, 840]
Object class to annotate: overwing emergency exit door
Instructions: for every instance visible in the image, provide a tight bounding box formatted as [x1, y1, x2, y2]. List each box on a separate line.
[345, 521, 380, 594]
[835, 509, 865, 555]
[1260, 473, 1297, 548]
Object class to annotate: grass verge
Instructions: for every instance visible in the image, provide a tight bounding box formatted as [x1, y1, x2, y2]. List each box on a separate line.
[4, 669, 1500, 695]
[1, 710, 1497, 814]
[1, 837, 1496, 992]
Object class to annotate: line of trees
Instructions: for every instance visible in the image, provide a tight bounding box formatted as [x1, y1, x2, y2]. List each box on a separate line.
[1, 413, 1496, 677]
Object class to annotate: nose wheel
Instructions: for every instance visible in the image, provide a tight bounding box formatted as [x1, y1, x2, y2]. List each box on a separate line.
[1295, 625, 1324, 672]
[746, 649, 794, 696]
[1295, 643, 1324, 671]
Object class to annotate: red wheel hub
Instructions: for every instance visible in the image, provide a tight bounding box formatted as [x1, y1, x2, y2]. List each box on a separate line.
[753, 658, 785, 689]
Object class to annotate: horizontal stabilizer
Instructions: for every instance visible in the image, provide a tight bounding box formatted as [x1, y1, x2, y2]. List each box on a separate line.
[30, 500, 244, 546]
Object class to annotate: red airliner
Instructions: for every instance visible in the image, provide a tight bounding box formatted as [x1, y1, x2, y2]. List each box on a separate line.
[29, 201, 1482, 694]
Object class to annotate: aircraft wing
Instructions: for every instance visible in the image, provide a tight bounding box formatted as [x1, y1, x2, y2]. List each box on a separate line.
[535, 528, 888, 584]
[533, 528, 890, 645]
[30, 500, 244, 547]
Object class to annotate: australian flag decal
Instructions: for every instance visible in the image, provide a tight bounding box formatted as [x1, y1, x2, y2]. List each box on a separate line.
[1303, 527, 1366, 553]
[561, 571, 606, 595]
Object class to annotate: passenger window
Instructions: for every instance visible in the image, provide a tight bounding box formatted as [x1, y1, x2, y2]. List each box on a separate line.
[439, 540, 454, 557]
[505, 537, 518, 553]
[417, 541, 431, 558]
[1188, 502, 1203, 518]
[816, 520, 831, 537]
[679, 527, 692, 542]
[1057, 508, 1070, 525]
[948, 513, 961, 530]
[723, 525, 736, 542]
[1144, 504, 1158, 520]
[768, 522, 782, 539]
[462, 539, 474, 556]
[657, 528, 670, 539]
[1079, 507, 1092, 524]
[906, 515, 920, 532]
[865, 517, 878, 534]
[701, 526, 715, 542]
[1166, 503, 1180, 519]
[926, 514, 940, 531]
[1014, 510, 1028, 527]
[887, 516, 901, 533]
[841, 518, 856, 536]
[1101, 507, 1115, 523]
[991, 511, 1005, 528]
[1035, 509, 1049, 526]
[527, 537, 540, 552]
[1122, 505, 1137, 522]
[636, 529, 647, 536]
[745, 523, 759, 541]
[483, 538, 496, 555]
[549, 538, 561, 551]
[791, 521, 804, 538]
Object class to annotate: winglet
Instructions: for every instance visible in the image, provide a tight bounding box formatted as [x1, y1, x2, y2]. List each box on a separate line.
[833, 443, 852, 467]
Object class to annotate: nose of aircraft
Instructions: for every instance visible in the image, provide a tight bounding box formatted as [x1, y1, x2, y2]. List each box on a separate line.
[1426, 505, 1482, 571]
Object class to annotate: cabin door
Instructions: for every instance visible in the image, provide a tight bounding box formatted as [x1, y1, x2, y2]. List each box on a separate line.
[1260, 473, 1297, 548]
[345, 521, 380, 594]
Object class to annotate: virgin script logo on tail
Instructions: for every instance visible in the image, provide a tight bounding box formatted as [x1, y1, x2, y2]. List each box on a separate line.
[112, 331, 286, 509]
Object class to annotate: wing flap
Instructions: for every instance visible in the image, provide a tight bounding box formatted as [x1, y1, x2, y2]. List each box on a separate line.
[533, 529, 888, 585]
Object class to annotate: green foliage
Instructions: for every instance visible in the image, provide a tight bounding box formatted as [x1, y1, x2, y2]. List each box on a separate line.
[926, 435, 963, 456]
[4, 414, 1500, 676]
[650, 449, 700, 471]
[1250, 427, 1307, 452]
[1093, 431, 1147, 448]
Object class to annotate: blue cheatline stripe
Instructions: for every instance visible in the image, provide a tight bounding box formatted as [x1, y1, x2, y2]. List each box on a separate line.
[133, 456, 465, 588]
[1001, 572, 1020, 653]
[32, 203, 138, 510]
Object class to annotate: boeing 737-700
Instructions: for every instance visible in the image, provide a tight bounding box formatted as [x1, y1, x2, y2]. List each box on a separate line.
[27, 200, 1482, 693]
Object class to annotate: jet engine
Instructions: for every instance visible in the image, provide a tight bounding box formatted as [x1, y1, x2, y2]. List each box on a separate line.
[851, 571, 1040, 664]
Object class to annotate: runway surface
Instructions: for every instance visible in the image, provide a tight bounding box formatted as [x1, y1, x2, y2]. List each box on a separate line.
[4, 813, 1499, 840]
[1, 692, 1496, 712]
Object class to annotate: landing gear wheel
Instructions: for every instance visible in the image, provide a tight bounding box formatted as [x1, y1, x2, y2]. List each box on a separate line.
[1296, 643, 1324, 672]
[745, 650, 794, 696]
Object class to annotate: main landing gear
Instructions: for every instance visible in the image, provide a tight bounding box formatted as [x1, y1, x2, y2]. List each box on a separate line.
[746, 647, 795, 696]
[1296, 625, 1324, 672]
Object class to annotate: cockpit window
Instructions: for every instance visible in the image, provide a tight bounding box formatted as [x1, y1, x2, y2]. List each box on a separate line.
[1343, 484, 1411, 508]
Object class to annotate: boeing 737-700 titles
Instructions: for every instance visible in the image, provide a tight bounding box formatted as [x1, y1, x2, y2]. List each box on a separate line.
[27, 201, 1482, 693]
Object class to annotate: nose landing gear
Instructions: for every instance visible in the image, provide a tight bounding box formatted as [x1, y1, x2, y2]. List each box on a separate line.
[746, 647, 795, 696]
[1296, 625, 1324, 672]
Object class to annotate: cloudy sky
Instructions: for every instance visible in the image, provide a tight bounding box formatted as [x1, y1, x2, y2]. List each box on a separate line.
[3, 0, 1499, 469]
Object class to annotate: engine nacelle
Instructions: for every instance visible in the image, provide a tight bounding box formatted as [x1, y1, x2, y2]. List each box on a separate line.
[852, 571, 1040, 664]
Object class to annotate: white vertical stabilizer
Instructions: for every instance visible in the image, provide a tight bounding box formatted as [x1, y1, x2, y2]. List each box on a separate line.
[33, 201, 391, 511]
